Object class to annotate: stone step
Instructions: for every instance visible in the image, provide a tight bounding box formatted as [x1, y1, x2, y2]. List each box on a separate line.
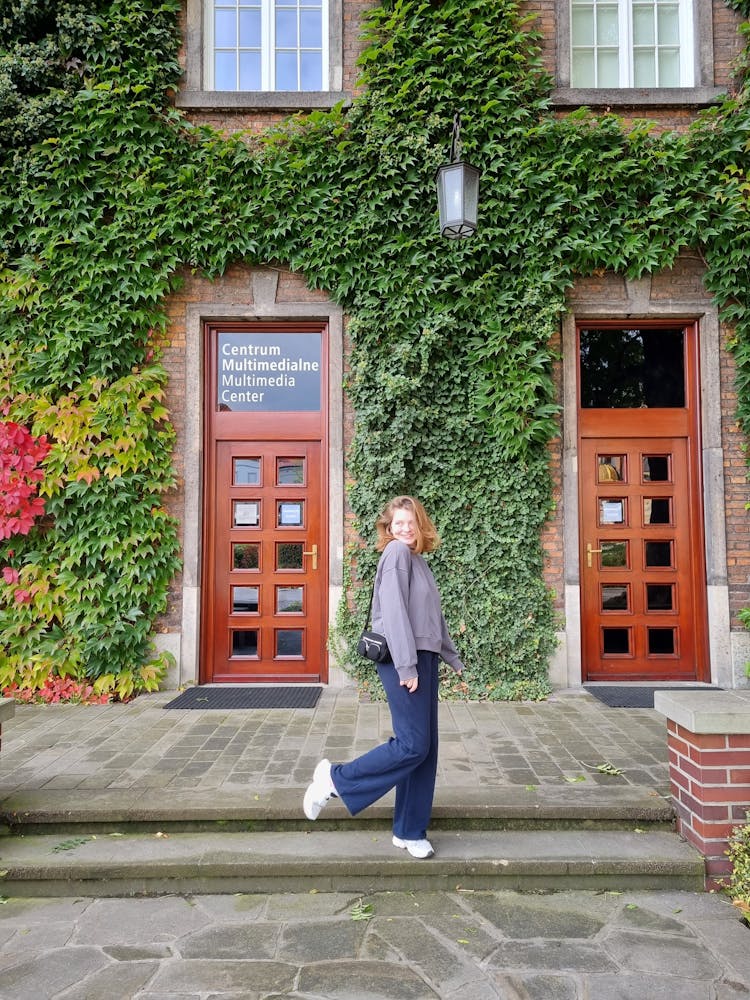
[0, 829, 704, 897]
[0, 785, 675, 835]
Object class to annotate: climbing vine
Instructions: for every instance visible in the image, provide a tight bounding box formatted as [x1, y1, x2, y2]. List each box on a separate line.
[1, 0, 749, 699]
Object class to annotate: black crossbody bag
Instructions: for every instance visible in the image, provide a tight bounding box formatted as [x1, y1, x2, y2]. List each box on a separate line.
[356, 583, 391, 663]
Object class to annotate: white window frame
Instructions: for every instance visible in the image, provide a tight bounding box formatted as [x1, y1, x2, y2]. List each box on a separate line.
[570, 0, 694, 89]
[204, 0, 330, 93]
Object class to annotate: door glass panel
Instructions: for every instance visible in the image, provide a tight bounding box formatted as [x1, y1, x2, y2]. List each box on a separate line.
[643, 497, 671, 525]
[233, 543, 260, 570]
[602, 585, 628, 611]
[233, 458, 261, 485]
[278, 501, 304, 526]
[579, 328, 685, 408]
[601, 541, 628, 567]
[645, 540, 673, 567]
[599, 498, 625, 525]
[233, 500, 260, 527]
[598, 455, 624, 481]
[648, 627, 675, 655]
[276, 542, 304, 570]
[602, 627, 630, 654]
[232, 629, 259, 656]
[642, 455, 670, 481]
[276, 629, 303, 656]
[277, 457, 305, 485]
[276, 586, 303, 613]
[647, 584, 674, 611]
[232, 586, 259, 613]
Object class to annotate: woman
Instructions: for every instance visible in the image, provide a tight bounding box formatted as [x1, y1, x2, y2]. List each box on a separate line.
[303, 495, 464, 858]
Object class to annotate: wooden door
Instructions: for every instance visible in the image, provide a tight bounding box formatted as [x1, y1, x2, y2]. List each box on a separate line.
[577, 322, 708, 683]
[201, 322, 328, 684]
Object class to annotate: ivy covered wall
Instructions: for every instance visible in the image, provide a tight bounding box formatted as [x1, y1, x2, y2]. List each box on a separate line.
[1, 0, 749, 699]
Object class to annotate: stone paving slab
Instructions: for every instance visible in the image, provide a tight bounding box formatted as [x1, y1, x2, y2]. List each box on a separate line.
[0, 889, 746, 1000]
[0, 689, 670, 802]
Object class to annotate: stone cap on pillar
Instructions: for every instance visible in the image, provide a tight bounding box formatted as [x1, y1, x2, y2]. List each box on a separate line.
[654, 689, 750, 734]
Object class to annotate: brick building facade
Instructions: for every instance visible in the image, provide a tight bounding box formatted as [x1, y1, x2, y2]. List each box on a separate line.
[159, 1, 749, 691]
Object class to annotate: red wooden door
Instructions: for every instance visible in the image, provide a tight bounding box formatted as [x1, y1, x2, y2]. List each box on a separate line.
[201, 322, 328, 684]
[577, 321, 708, 683]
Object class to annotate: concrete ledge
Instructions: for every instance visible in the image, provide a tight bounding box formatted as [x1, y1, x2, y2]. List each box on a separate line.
[0, 697, 15, 724]
[654, 689, 750, 734]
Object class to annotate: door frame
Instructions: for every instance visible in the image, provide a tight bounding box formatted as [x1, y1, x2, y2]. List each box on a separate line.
[558, 276, 733, 689]
[176, 267, 345, 687]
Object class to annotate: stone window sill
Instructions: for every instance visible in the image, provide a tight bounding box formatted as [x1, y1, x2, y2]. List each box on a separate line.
[175, 90, 351, 111]
[551, 86, 727, 108]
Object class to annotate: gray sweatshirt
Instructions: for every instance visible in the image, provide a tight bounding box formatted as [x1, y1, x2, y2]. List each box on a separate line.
[371, 540, 465, 682]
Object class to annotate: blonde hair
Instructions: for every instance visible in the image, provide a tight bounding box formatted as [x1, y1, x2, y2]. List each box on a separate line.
[375, 495, 441, 555]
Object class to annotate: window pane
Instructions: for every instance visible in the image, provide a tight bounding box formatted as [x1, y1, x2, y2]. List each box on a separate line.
[233, 458, 261, 485]
[571, 50, 595, 87]
[643, 497, 671, 525]
[233, 500, 260, 527]
[658, 48, 680, 86]
[276, 629, 303, 656]
[215, 51, 237, 89]
[645, 541, 672, 567]
[643, 456, 670, 482]
[278, 501, 303, 526]
[277, 542, 303, 570]
[647, 584, 673, 611]
[657, 4, 680, 44]
[599, 499, 625, 525]
[603, 628, 630, 654]
[276, 9, 297, 46]
[300, 51, 322, 90]
[602, 585, 628, 611]
[572, 6, 594, 45]
[277, 586, 303, 612]
[648, 627, 675, 655]
[596, 5, 619, 45]
[597, 49, 620, 86]
[580, 328, 685, 408]
[633, 49, 656, 87]
[215, 9, 237, 46]
[233, 543, 260, 570]
[239, 50, 262, 89]
[232, 586, 259, 613]
[633, 5, 655, 45]
[601, 541, 628, 567]
[277, 458, 304, 484]
[300, 9, 322, 46]
[239, 8, 262, 46]
[276, 50, 298, 89]
[232, 629, 258, 656]
[598, 456, 624, 482]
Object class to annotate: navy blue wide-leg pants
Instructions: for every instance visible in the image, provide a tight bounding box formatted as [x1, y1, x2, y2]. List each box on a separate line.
[330, 650, 439, 841]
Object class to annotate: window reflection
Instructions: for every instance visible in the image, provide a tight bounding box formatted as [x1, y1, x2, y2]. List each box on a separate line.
[580, 328, 685, 408]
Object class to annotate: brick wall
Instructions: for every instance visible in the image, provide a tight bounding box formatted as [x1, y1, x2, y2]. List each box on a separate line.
[666, 718, 750, 885]
[721, 338, 750, 623]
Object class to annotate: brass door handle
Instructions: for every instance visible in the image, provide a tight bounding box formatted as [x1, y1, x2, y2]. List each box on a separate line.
[587, 543, 603, 568]
[303, 544, 318, 570]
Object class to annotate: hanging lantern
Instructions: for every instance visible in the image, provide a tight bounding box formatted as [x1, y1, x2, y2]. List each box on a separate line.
[435, 112, 480, 238]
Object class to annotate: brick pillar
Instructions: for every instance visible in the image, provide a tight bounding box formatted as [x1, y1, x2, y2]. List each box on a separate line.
[655, 691, 750, 890]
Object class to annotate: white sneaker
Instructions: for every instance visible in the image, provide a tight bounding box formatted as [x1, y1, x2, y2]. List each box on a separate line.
[303, 758, 335, 820]
[392, 835, 434, 859]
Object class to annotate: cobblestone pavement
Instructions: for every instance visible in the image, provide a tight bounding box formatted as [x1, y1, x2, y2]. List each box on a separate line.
[0, 889, 747, 999]
[0, 688, 670, 797]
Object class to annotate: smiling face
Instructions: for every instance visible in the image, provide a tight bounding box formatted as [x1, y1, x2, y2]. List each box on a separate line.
[389, 506, 418, 549]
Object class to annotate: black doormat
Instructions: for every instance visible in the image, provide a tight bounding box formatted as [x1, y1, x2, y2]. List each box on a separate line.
[584, 685, 721, 709]
[164, 686, 322, 710]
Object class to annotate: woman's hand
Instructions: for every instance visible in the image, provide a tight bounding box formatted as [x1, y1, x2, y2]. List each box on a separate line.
[401, 676, 419, 693]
